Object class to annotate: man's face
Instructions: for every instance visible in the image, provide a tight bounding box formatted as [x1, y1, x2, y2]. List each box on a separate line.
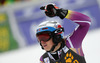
[40, 38, 54, 51]
[36, 31, 55, 51]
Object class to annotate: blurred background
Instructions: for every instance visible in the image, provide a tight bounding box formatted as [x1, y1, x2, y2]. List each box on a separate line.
[0, 0, 100, 63]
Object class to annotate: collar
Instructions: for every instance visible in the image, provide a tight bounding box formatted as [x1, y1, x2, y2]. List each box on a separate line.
[47, 45, 69, 60]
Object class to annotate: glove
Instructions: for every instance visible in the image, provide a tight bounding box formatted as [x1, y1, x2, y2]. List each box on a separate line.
[40, 3, 68, 19]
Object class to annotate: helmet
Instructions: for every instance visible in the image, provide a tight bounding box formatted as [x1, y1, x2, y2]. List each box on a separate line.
[36, 21, 64, 36]
[36, 21, 64, 51]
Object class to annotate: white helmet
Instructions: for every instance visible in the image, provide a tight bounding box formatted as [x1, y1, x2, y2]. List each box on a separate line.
[36, 21, 64, 36]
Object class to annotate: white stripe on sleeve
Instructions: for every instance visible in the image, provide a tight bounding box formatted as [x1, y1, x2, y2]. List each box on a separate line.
[74, 21, 91, 25]
[67, 37, 74, 48]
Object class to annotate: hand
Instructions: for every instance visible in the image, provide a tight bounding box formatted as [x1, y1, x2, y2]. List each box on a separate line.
[40, 3, 68, 19]
[40, 3, 59, 17]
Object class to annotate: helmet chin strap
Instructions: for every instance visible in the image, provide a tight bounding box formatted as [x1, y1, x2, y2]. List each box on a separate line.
[47, 43, 58, 52]
[48, 39, 66, 52]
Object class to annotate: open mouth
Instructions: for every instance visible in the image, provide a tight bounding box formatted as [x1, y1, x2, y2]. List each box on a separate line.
[43, 44, 47, 48]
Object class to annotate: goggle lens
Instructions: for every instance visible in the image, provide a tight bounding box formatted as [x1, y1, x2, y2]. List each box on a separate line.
[36, 32, 51, 42]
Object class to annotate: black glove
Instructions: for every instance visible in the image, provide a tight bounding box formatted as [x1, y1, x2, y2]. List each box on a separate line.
[40, 3, 68, 19]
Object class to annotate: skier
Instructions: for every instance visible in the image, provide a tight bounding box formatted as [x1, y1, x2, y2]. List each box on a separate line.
[36, 3, 91, 63]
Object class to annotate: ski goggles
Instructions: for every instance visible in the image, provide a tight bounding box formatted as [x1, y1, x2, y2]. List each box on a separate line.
[36, 31, 52, 42]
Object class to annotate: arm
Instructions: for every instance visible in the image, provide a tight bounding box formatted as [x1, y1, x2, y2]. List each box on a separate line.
[40, 3, 91, 48]
[65, 10, 91, 48]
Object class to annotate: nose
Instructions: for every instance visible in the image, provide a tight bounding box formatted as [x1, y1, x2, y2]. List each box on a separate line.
[41, 41, 46, 44]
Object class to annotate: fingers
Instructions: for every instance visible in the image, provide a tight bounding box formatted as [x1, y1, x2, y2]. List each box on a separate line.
[40, 3, 59, 11]
[40, 6, 45, 10]
[40, 3, 59, 17]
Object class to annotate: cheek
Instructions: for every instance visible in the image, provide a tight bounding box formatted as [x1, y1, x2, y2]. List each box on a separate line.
[48, 38, 53, 44]
[45, 39, 54, 50]
[48, 42, 53, 47]
[47, 40, 54, 47]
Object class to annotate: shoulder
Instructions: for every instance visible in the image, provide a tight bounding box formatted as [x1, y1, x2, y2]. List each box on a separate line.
[40, 55, 43, 62]
[40, 52, 48, 62]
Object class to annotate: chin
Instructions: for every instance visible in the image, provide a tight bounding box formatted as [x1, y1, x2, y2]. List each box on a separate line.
[44, 48, 50, 51]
